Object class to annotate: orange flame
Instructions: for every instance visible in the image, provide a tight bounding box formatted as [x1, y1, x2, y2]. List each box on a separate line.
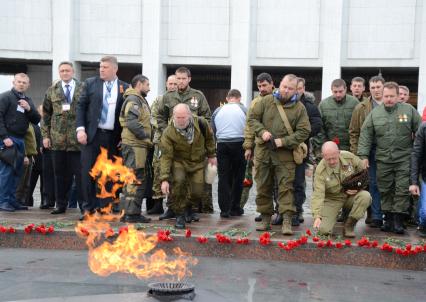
[89, 147, 137, 199]
[75, 206, 197, 281]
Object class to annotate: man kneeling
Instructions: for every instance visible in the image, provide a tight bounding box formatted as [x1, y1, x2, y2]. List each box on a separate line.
[311, 142, 371, 237]
[160, 104, 217, 229]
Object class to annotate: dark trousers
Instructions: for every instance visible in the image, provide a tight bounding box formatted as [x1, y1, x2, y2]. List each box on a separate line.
[217, 141, 246, 214]
[41, 149, 56, 206]
[293, 161, 306, 213]
[27, 153, 42, 206]
[81, 129, 118, 212]
[52, 150, 82, 210]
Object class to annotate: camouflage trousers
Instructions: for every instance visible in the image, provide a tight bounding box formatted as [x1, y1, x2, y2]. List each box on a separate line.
[169, 161, 205, 215]
[120, 145, 147, 215]
[151, 145, 164, 200]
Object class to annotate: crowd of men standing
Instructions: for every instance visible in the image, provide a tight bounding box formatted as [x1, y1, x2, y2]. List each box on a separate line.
[0, 55, 425, 238]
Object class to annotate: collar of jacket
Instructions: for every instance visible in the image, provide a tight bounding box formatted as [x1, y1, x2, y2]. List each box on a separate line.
[273, 91, 298, 107]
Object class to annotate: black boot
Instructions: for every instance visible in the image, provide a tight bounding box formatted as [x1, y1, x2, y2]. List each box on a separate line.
[184, 207, 192, 223]
[175, 215, 186, 229]
[147, 199, 164, 215]
[159, 208, 176, 220]
[393, 213, 405, 234]
[254, 214, 262, 222]
[381, 212, 394, 232]
[271, 213, 283, 225]
[145, 197, 155, 212]
[291, 214, 300, 227]
[122, 214, 151, 223]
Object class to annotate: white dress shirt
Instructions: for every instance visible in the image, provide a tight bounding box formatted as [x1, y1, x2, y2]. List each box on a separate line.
[98, 78, 118, 130]
[62, 79, 75, 103]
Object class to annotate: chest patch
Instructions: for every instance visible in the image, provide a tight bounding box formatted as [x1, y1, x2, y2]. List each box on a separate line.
[190, 97, 199, 108]
[398, 114, 408, 123]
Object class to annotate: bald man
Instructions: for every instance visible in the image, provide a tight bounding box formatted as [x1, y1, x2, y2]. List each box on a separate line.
[159, 103, 216, 229]
[311, 142, 371, 237]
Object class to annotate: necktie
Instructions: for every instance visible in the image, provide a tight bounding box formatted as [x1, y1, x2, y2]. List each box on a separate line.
[65, 84, 71, 104]
[100, 81, 113, 124]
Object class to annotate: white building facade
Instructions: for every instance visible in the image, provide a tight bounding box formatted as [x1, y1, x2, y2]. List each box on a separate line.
[0, 0, 425, 113]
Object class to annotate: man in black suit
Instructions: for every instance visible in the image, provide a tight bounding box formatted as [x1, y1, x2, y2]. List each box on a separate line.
[76, 56, 129, 218]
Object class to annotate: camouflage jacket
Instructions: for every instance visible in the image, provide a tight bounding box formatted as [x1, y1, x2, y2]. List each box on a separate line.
[159, 116, 216, 181]
[248, 94, 311, 163]
[119, 88, 152, 148]
[156, 86, 211, 134]
[41, 79, 83, 151]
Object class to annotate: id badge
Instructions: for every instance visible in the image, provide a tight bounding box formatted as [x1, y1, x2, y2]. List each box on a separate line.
[62, 104, 71, 111]
[17, 105, 25, 113]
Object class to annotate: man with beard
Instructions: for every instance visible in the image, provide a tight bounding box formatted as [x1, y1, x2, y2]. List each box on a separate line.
[159, 104, 216, 229]
[119, 74, 152, 223]
[248, 74, 310, 235]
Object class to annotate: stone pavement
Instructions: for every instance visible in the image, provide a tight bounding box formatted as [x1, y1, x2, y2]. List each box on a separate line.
[1, 176, 425, 270]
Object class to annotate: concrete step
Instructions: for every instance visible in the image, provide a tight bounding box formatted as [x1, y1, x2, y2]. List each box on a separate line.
[1, 208, 425, 271]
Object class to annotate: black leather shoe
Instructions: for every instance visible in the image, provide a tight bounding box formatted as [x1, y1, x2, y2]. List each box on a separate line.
[184, 208, 192, 223]
[123, 214, 151, 223]
[230, 208, 244, 216]
[159, 208, 176, 220]
[271, 214, 283, 225]
[175, 215, 186, 229]
[291, 215, 300, 227]
[254, 214, 262, 222]
[220, 212, 230, 218]
[369, 219, 383, 228]
[51, 208, 66, 214]
[297, 212, 304, 223]
[191, 212, 200, 222]
[147, 200, 164, 215]
[39, 203, 50, 209]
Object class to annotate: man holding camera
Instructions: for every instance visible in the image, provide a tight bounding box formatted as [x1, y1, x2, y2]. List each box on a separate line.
[248, 74, 310, 235]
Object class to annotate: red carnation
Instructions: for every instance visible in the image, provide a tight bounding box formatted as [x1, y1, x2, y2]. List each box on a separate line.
[185, 229, 192, 238]
[197, 236, 208, 244]
[332, 137, 340, 145]
[305, 229, 312, 236]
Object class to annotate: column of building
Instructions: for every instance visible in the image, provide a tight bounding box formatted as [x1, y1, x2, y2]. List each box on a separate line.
[230, 0, 253, 107]
[417, 1, 426, 115]
[320, 0, 344, 98]
[51, 0, 81, 81]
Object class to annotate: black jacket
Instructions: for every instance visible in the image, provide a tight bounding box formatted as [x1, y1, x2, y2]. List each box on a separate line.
[411, 122, 426, 185]
[0, 89, 40, 140]
[300, 92, 322, 139]
[76, 76, 129, 146]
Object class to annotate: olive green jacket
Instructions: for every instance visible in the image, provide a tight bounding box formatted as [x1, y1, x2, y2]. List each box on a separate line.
[242, 94, 264, 150]
[159, 116, 216, 181]
[311, 151, 365, 219]
[318, 94, 359, 151]
[248, 94, 311, 163]
[41, 79, 82, 151]
[24, 124, 37, 156]
[349, 97, 375, 154]
[357, 103, 421, 163]
[156, 86, 211, 134]
[119, 88, 152, 148]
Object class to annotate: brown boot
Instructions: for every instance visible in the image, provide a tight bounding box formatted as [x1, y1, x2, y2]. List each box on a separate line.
[281, 213, 293, 235]
[343, 217, 357, 238]
[256, 214, 271, 231]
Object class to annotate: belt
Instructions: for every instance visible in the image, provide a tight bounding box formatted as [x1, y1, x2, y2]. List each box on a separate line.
[97, 128, 113, 133]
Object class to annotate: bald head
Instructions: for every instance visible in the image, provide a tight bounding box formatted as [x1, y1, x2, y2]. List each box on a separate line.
[322, 141, 340, 168]
[173, 103, 192, 129]
[166, 75, 178, 92]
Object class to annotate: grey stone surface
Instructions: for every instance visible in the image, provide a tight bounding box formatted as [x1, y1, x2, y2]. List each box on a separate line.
[1, 248, 425, 302]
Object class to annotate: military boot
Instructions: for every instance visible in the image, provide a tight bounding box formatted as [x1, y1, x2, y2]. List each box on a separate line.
[393, 213, 405, 234]
[184, 207, 193, 223]
[175, 215, 186, 229]
[147, 199, 164, 215]
[271, 213, 283, 225]
[380, 212, 394, 232]
[256, 214, 271, 231]
[282, 213, 293, 235]
[343, 217, 358, 238]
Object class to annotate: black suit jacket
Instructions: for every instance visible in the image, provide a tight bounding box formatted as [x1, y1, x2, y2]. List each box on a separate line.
[76, 76, 129, 146]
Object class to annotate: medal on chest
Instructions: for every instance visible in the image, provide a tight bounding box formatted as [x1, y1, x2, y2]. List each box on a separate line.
[190, 97, 199, 108]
